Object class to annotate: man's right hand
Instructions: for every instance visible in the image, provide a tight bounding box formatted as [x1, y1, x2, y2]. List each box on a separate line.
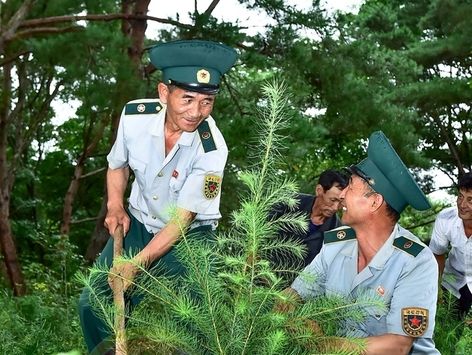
[104, 206, 130, 236]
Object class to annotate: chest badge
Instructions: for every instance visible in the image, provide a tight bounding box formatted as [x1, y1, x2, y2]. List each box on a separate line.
[204, 175, 222, 199]
[376, 285, 385, 296]
[402, 307, 428, 337]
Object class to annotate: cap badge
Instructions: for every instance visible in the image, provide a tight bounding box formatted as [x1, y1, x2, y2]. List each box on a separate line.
[337, 230, 346, 240]
[197, 69, 210, 83]
[137, 104, 146, 113]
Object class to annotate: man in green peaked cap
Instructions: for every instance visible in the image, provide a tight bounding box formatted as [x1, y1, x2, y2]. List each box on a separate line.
[350, 130, 431, 214]
[286, 131, 440, 354]
[149, 39, 238, 94]
[79, 39, 237, 354]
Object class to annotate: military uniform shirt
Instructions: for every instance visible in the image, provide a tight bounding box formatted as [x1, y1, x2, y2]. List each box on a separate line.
[107, 98, 228, 233]
[429, 206, 472, 297]
[291, 225, 440, 354]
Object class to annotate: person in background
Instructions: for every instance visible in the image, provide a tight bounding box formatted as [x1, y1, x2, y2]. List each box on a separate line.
[286, 131, 440, 354]
[271, 169, 347, 279]
[78, 39, 237, 354]
[429, 172, 472, 320]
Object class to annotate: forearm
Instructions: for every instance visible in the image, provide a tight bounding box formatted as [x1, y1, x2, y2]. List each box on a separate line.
[364, 334, 413, 355]
[136, 208, 195, 264]
[434, 253, 445, 280]
[106, 167, 129, 209]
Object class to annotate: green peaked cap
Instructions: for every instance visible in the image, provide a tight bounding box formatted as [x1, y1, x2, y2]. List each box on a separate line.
[148, 39, 238, 94]
[353, 131, 431, 213]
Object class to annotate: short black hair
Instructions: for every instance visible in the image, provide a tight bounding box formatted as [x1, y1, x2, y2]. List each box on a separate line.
[318, 169, 348, 192]
[385, 202, 401, 222]
[458, 172, 472, 191]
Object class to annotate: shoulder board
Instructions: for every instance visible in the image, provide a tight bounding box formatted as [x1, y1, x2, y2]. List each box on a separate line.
[324, 226, 356, 244]
[125, 101, 163, 115]
[197, 120, 216, 153]
[393, 236, 424, 257]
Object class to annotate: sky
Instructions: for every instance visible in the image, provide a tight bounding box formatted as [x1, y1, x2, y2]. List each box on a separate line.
[146, 0, 362, 37]
[51, 0, 453, 203]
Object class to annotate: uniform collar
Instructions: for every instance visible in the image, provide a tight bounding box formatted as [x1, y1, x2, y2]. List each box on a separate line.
[367, 225, 397, 270]
[150, 104, 197, 146]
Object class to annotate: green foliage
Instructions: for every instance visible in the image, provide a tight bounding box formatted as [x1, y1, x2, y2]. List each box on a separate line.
[433, 292, 472, 355]
[0, 290, 84, 355]
[80, 81, 383, 354]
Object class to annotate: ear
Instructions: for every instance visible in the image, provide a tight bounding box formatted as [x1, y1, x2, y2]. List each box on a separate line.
[157, 83, 169, 104]
[371, 193, 384, 213]
[315, 184, 324, 197]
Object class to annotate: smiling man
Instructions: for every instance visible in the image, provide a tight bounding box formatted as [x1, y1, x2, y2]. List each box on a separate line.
[429, 172, 472, 320]
[287, 131, 440, 354]
[78, 39, 237, 354]
[271, 169, 348, 275]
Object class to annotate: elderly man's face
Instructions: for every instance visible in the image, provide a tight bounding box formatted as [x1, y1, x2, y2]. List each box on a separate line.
[339, 175, 377, 226]
[315, 183, 345, 218]
[457, 188, 472, 221]
[159, 83, 215, 133]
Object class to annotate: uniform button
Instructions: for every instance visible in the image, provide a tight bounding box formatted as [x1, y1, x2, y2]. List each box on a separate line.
[157, 172, 163, 177]
[153, 195, 158, 200]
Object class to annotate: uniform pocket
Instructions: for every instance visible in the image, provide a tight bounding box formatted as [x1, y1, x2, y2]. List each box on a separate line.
[129, 156, 147, 189]
[168, 170, 187, 200]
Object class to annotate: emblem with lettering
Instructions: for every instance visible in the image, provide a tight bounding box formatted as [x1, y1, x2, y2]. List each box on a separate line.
[402, 307, 428, 337]
[204, 175, 221, 199]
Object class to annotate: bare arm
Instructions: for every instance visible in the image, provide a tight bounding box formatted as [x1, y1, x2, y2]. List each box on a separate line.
[135, 207, 196, 265]
[104, 167, 130, 234]
[433, 253, 446, 280]
[364, 334, 414, 354]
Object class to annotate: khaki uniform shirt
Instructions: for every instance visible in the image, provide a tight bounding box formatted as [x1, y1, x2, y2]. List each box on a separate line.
[107, 98, 227, 233]
[292, 225, 440, 354]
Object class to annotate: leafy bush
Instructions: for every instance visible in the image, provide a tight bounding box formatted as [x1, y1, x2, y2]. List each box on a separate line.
[0, 290, 85, 354]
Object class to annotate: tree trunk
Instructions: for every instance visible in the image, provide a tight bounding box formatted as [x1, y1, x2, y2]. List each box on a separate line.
[85, 196, 110, 263]
[60, 165, 84, 235]
[86, 0, 151, 262]
[0, 61, 26, 295]
[60, 111, 108, 236]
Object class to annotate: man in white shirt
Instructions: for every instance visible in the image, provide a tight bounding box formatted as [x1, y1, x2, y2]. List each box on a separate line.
[78, 39, 237, 354]
[429, 172, 472, 320]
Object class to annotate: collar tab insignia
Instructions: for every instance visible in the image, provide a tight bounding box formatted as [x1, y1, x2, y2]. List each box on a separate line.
[393, 236, 424, 257]
[324, 226, 356, 244]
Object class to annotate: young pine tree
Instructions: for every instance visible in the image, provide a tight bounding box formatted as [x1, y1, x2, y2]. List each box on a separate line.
[79, 80, 384, 354]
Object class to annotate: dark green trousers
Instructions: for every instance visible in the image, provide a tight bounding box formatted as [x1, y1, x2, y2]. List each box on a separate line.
[78, 213, 212, 354]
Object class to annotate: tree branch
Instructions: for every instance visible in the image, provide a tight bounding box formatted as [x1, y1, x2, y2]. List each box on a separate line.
[79, 167, 107, 179]
[0, 50, 32, 67]
[13, 26, 83, 40]
[203, 0, 221, 17]
[18, 13, 193, 30]
[71, 217, 99, 224]
[2, 0, 35, 42]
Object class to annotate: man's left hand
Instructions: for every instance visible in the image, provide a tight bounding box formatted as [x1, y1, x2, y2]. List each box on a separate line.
[108, 259, 141, 292]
